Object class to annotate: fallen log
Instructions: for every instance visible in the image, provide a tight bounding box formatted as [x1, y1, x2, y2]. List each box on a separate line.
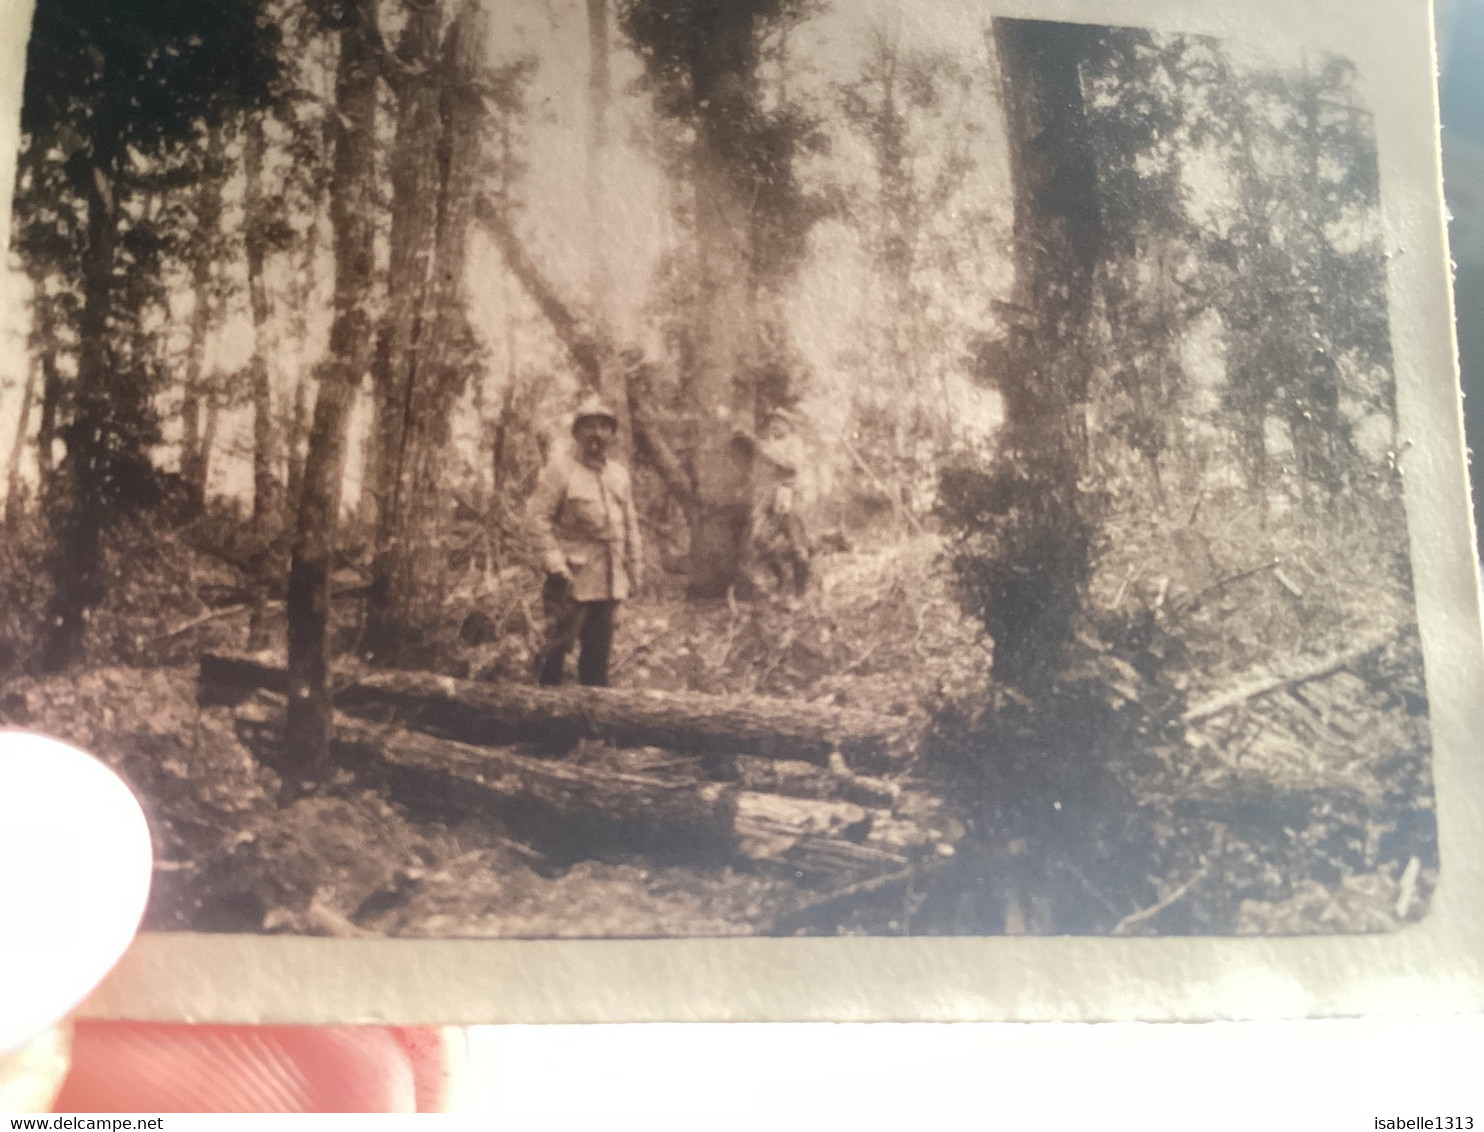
[200, 653, 914, 770]
[729, 794, 915, 880]
[733, 755, 900, 809]
[368, 724, 912, 874]
[732, 793, 871, 858]
[334, 714, 733, 828]
[233, 696, 913, 881]
[199, 653, 295, 699]
[232, 696, 735, 854]
[783, 837, 909, 877]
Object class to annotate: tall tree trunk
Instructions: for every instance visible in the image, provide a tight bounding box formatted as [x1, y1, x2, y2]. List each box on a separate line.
[361, 0, 444, 665]
[3, 357, 38, 528]
[362, 0, 486, 667]
[1224, 73, 1275, 510]
[244, 114, 280, 649]
[1289, 67, 1344, 504]
[284, 0, 380, 770]
[586, 0, 612, 317]
[480, 208, 602, 383]
[8, 290, 60, 526]
[584, 0, 635, 450]
[35, 345, 59, 491]
[41, 115, 122, 671]
[989, 18, 1105, 691]
[199, 391, 221, 495]
[244, 114, 279, 529]
[871, 32, 923, 419]
[686, 9, 761, 598]
[180, 127, 226, 508]
[283, 200, 325, 525]
[284, 372, 309, 517]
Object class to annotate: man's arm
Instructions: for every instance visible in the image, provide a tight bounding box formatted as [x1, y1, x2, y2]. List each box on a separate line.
[526, 460, 572, 579]
[757, 437, 801, 478]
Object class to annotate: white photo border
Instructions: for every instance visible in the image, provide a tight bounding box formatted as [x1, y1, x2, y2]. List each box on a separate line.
[0, 0, 1476, 1024]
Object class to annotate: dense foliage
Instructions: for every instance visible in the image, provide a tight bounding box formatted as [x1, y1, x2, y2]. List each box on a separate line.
[16, 0, 278, 668]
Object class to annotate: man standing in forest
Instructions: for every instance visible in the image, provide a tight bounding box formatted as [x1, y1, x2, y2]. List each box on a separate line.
[747, 408, 812, 598]
[527, 394, 643, 686]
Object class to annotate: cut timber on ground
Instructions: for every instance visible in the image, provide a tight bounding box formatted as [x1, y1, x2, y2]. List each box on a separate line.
[334, 714, 735, 827]
[199, 652, 916, 770]
[354, 719, 918, 873]
[231, 697, 924, 881]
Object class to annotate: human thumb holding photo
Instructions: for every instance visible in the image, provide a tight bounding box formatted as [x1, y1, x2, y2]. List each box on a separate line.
[0, 732, 460, 1113]
[0, 732, 152, 1110]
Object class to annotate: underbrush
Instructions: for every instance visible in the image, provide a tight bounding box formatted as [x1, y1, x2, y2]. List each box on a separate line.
[1088, 485, 1418, 694]
[0, 477, 1437, 937]
[0, 500, 549, 681]
[0, 663, 806, 937]
[914, 632, 1434, 935]
[2, 496, 992, 708]
[915, 478, 1436, 935]
[615, 535, 995, 718]
[0, 511, 49, 677]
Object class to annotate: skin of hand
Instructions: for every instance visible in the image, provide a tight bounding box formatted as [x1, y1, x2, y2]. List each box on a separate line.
[0, 732, 152, 1111]
[52, 1023, 463, 1113]
[0, 731, 462, 1113]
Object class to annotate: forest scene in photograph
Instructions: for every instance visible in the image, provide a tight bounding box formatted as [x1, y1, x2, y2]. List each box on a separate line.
[0, 0, 1435, 937]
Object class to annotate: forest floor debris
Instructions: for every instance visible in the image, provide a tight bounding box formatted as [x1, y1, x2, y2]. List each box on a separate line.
[0, 527, 1436, 937]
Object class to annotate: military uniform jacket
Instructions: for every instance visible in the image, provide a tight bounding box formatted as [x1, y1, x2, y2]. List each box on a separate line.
[753, 434, 803, 510]
[527, 450, 643, 602]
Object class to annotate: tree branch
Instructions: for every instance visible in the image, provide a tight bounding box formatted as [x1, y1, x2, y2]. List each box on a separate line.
[475, 196, 698, 516]
[474, 197, 602, 384]
[1111, 864, 1208, 935]
[1170, 558, 1282, 618]
[1181, 626, 1397, 724]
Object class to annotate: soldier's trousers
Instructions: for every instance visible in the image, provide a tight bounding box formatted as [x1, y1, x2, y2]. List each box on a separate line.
[750, 510, 811, 596]
[536, 574, 617, 687]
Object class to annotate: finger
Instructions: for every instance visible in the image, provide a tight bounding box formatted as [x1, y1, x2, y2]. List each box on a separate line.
[54, 1024, 464, 1113]
[0, 1025, 70, 1114]
[389, 1026, 466, 1113]
[0, 732, 153, 1056]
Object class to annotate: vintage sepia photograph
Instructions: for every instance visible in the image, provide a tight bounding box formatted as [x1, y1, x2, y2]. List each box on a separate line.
[0, 0, 1439, 944]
